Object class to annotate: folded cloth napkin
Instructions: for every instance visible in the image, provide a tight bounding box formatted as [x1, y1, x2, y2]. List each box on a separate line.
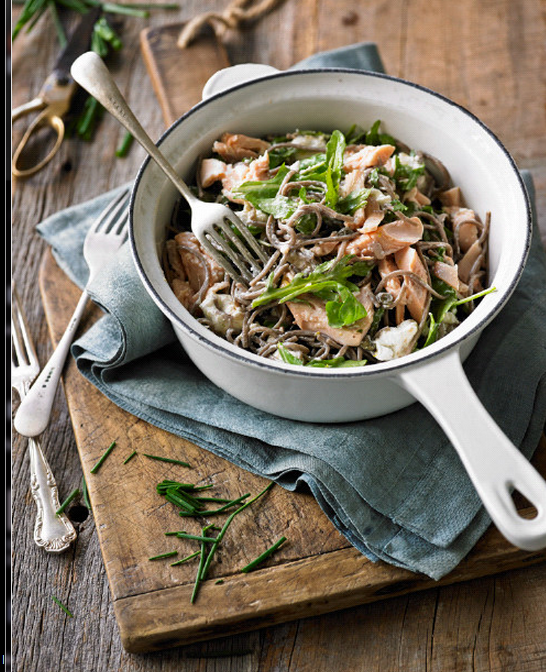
[37, 44, 546, 580]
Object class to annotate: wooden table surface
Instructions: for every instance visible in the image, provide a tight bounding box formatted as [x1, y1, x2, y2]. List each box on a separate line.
[11, 1, 546, 670]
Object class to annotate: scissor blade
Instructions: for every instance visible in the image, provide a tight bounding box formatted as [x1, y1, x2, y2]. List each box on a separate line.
[53, 6, 102, 79]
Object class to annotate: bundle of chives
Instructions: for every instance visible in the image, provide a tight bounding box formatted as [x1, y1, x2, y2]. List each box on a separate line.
[156, 480, 250, 517]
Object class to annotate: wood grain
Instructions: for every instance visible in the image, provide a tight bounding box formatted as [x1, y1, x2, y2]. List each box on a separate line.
[11, 0, 546, 669]
[38, 248, 546, 652]
[140, 24, 230, 127]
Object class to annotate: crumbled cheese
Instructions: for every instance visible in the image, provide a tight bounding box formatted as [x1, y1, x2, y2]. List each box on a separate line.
[200, 288, 245, 335]
[373, 320, 419, 361]
[237, 201, 268, 225]
[397, 152, 425, 170]
[291, 134, 328, 151]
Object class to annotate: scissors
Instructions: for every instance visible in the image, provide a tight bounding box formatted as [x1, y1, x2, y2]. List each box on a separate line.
[12, 6, 101, 178]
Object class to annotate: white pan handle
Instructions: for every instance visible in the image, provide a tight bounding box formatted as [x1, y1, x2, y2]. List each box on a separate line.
[202, 63, 280, 100]
[396, 348, 546, 550]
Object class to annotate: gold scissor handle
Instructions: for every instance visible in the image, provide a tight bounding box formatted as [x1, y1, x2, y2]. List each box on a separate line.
[12, 103, 66, 178]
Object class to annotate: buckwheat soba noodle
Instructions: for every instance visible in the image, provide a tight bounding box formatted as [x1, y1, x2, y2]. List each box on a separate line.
[163, 122, 492, 367]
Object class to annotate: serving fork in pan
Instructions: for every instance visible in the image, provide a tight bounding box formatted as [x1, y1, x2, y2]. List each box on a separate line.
[11, 286, 77, 552]
[70, 51, 268, 286]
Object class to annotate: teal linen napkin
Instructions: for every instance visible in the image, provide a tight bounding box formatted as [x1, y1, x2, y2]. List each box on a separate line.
[37, 44, 546, 580]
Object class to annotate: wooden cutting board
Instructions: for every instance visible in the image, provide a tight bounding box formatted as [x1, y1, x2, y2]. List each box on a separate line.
[38, 23, 546, 654]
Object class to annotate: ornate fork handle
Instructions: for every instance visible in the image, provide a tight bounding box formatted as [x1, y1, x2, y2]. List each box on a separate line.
[28, 436, 77, 552]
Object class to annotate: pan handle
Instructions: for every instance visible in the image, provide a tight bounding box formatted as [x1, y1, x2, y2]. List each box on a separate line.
[202, 63, 280, 100]
[396, 348, 546, 551]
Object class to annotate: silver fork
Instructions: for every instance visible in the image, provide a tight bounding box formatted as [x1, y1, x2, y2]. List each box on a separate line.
[14, 188, 130, 438]
[70, 52, 269, 285]
[11, 286, 78, 552]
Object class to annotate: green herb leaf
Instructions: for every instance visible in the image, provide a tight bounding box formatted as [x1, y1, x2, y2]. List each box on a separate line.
[123, 450, 137, 464]
[392, 154, 425, 192]
[277, 343, 303, 365]
[252, 256, 373, 328]
[324, 130, 346, 207]
[364, 119, 397, 146]
[306, 357, 368, 368]
[337, 188, 371, 215]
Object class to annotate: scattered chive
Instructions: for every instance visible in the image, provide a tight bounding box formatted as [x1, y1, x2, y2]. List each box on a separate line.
[191, 525, 214, 604]
[81, 475, 91, 510]
[200, 494, 250, 514]
[148, 551, 178, 561]
[143, 454, 191, 468]
[51, 596, 73, 617]
[48, 0, 67, 47]
[170, 551, 200, 567]
[115, 131, 134, 158]
[215, 579, 224, 585]
[55, 488, 80, 516]
[90, 441, 117, 474]
[176, 532, 218, 543]
[240, 537, 287, 573]
[123, 450, 137, 465]
[199, 483, 274, 584]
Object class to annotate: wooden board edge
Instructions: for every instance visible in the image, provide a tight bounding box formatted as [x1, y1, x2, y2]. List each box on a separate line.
[114, 509, 546, 653]
[37, 250, 546, 653]
[139, 23, 231, 128]
[139, 25, 180, 127]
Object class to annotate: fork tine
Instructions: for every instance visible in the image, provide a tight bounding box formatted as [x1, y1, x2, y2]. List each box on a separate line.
[112, 209, 130, 237]
[11, 286, 38, 369]
[215, 219, 262, 271]
[224, 212, 269, 264]
[205, 228, 255, 283]
[199, 236, 248, 286]
[88, 188, 130, 235]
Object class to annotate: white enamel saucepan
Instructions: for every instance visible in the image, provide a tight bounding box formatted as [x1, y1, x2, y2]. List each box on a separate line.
[128, 64, 546, 551]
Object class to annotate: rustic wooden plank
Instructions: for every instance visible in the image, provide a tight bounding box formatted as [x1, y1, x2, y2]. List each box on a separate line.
[39, 249, 546, 653]
[140, 24, 230, 127]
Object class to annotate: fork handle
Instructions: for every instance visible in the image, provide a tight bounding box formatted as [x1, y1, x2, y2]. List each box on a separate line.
[28, 436, 77, 552]
[70, 52, 195, 204]
[14, 290, 89, 438]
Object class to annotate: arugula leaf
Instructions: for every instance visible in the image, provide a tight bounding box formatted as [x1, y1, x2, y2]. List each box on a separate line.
[234, 165, 290, 203]
[324, 130, 346, 207]
[306, 357, 368, 368]
[278, 343, 368, 368]
[269, 146, 297, 168]
[426, 282, 496, 347]
[277, 343, 303, 365]
[365, 120, 397, 146]
[430, 277, 459, 323]
[345, 124, 367, 144]
[252, 256, 373, 328]
[392, 154, 425, 191]
[324, 288, 368, 328]
[253, 194, 298, 219]
[337, 189, 371, 215]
